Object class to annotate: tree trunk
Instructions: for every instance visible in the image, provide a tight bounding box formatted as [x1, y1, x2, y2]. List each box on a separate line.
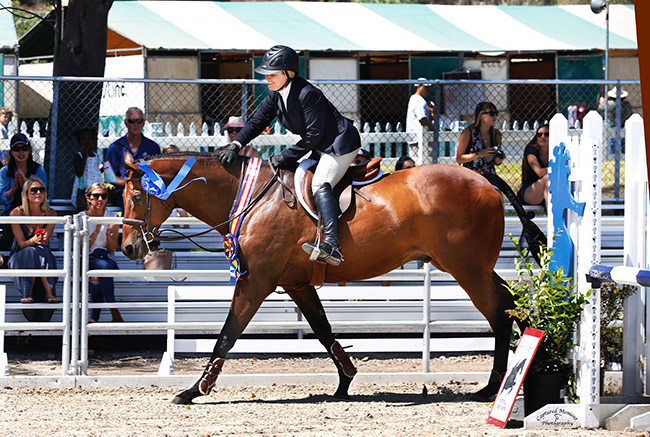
[47, 0, 114, 199]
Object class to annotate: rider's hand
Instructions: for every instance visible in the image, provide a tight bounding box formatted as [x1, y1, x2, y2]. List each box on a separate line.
[217, 143, 240, 167]
[270, 154, 297, 171]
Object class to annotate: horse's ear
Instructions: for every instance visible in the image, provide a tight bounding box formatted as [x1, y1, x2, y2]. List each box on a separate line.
[122, 162, 143, 178]
[124, 149, 135, 164]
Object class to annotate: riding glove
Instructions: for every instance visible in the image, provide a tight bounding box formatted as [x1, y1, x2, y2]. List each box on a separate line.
[270, 154, 298, 171]
[217, 143, 240, 167]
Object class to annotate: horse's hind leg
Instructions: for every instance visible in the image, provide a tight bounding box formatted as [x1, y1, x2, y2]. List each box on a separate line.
[287, 286, 357, 398]
[172, 281, 268, 405]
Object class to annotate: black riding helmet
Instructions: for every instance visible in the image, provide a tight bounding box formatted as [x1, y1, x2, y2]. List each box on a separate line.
[255, 45, 300, 76]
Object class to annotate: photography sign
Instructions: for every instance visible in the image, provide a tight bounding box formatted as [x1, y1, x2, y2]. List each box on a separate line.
[487, 328, 544, 428]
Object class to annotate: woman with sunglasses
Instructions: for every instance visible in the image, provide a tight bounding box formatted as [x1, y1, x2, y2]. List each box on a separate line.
[224, 116, 244, 142]
[517, 125, 549, 206]
[456, 101, 505, 174]
[79, 183, 123, 322]
[0, 133, 47, 216]
[8, 177, 58, 303]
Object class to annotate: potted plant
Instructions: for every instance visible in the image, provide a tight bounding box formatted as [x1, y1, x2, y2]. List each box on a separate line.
[505, 237, 591, 416]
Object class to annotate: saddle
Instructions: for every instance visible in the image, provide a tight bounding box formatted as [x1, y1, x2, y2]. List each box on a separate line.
[295, 157, 383, 220]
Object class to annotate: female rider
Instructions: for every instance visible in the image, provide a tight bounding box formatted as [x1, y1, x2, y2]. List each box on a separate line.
[216, 45, 361, 266]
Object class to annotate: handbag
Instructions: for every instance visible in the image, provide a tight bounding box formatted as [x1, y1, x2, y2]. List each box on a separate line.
[143, 248, 186, 282]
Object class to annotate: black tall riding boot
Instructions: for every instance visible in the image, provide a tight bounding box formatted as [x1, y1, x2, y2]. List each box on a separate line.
[302, 183, 343, 266]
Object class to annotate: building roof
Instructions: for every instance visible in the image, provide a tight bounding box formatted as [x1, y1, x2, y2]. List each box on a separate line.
[19, 2, 637, 58]
[0, 0, 18, 51]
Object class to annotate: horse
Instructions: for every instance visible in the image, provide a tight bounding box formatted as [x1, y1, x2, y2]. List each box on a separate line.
[120, 151, 535, 405]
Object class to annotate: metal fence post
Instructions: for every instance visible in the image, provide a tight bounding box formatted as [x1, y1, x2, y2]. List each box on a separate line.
[69, 214, 80, 375]
[61, 215, 73, 376]
[422, 263, 431, 373]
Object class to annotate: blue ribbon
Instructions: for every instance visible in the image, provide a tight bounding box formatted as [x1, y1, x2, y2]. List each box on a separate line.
[138, 156, 206, 200]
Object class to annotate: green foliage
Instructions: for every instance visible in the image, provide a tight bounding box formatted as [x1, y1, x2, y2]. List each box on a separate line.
[505, 237, 591, 375]
[600, 281, 635, 363]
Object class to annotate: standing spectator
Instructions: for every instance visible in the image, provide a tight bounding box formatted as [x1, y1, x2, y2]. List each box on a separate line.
[72, 128, 103, 212]
[455, 101, 505, 174]
[395, 155, 415, 171]
[406, 79, 435, 135]
[0, 133, 48, 216]
[218, 45, 360, 267]
[0, 107, 12, 139]
[8, 177, 58, 303]
[598, 87, 633, 127]
[224, 116, 244, 142]
[517, 125, 549, 206]
[105, 107, 161, 210]
[79, 183, 123, 323]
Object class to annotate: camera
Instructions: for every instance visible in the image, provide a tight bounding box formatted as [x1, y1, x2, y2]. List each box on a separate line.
[494, 146, 505, 160]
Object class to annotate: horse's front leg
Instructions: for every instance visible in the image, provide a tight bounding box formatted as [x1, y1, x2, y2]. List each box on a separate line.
[172, 281, 268, 405]
[286, 286, 357, 398]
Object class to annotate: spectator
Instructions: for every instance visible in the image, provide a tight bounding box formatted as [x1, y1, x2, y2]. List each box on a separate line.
[224, 116, 244, 142]
[162, 144, 180, 154]
[162, 144, 189, 228]
[0, 133, 48, 216]
[598, 87, 633, 128]
[517, 125, 549, 207]
[406, 79, 435, 135]
[105, 107, 161, 210]
[0, 107, 11, 139]
[8, 177, 58, 303]
[351, 149, 372, 166]
[395, 156, 415, 171]
[79, 182, 123, 323]
[455, 101, 505, 174]
[72, 128, 103, 212]
[217, 45, 360, 267]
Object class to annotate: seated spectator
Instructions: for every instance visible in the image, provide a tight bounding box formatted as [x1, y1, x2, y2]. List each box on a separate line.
[517, 125, 549, 207]
[162, 144, 180, 154]
[105, 107, 161, 211]
[225, 116, 244, 142]
[0, 133, 48, 216]
[395, 156, 415, 171]
[79, 183, 123, 323]
[351, 149, 372, 166]
[456, 101, 505, 174]
[72, 128, 103, 212]
[8, 177, 58, 303]
[0, 107, 11, 139]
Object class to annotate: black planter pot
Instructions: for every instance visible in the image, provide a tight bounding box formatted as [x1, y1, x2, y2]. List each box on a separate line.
[523, 372, 565, 417]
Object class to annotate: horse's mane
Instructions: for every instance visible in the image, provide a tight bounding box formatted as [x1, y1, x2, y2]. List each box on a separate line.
[144, 151, 268, 169]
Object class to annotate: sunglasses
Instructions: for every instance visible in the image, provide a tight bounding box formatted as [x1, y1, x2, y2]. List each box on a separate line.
[11, 145, 30, 152]
[29, 186, 46, 194]
[227, 127, 242, 134]
[537, 131, 550, 138]
[126, 118, 145, 124]
[481, 111, 498, 117]
[89, 192, 108, 200]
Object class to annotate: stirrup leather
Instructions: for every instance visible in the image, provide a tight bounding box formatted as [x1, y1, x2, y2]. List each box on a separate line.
[199, 358, 225, 396]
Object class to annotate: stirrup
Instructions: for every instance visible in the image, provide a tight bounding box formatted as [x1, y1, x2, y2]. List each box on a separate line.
[302, 242, 343, 266]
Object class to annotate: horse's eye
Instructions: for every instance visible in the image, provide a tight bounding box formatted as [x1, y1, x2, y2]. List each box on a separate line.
[133, 192, 143, 203]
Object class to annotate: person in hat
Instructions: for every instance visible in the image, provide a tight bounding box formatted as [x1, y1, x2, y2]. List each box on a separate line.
[406, 78, 435, 135]
[0, 133, 47, 216]
[224, 116, 244, 142]
[72, 128, 103, 212]
[0, 107, 12, 140]
[598, 87, 633, 128]
[216, 45, 361, 267]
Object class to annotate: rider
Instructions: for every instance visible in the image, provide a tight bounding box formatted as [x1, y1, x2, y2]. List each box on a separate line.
[216, 45, 361, 266]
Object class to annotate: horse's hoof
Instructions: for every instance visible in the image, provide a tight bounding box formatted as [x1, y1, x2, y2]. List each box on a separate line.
[469, 385, 498, 402]
[333, 390, 350, 400]
[172, 389, 199, 405]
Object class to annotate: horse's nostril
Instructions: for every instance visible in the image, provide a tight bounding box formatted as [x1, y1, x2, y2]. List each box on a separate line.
[124, 244, 133, 258]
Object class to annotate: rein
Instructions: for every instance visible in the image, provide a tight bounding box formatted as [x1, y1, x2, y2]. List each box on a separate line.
[125, 157, 288, 251]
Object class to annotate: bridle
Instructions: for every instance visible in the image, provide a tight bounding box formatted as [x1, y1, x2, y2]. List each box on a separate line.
[122, 158, 293, 252]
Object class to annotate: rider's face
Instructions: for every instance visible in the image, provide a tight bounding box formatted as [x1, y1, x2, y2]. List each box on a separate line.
[265, 72, 288, 92]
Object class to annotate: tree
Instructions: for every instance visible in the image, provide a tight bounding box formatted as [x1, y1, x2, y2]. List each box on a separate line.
[47, 0, 113, 198]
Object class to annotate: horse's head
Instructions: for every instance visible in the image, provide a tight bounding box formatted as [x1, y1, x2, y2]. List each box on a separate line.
[120, 155, 175, 260]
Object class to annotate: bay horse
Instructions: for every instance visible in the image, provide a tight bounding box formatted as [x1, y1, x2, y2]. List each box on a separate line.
[120, 151, 536, 405]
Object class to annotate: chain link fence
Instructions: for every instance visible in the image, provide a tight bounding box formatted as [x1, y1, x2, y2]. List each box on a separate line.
[0, 76, 641, 203]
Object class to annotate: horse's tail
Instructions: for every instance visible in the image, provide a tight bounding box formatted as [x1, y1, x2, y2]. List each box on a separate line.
[481, 172, 547, 266]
